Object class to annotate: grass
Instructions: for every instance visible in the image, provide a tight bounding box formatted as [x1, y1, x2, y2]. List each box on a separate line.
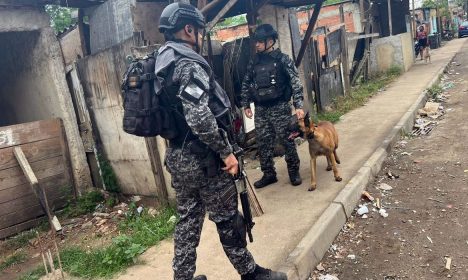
[61, 190, 104, 218]
[19, 266, 45, 280]
[318, 66, 402, 123]
[21, 207, 177, 279]
[427, 84, 443, 99]
[1, 230, 36, 252]
[0, 251, 27, 271]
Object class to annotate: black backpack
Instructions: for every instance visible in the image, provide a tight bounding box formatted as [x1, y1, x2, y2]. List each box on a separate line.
[121, 52, 178, 139]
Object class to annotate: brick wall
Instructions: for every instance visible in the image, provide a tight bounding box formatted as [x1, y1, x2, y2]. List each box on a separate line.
[212, 1, 360, 56]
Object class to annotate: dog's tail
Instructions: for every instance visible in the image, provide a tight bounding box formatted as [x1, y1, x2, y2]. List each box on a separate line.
[334, 149, 341, 164]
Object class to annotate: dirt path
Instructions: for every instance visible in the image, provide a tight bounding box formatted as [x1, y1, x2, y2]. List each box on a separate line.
[312, 44, 468, 280]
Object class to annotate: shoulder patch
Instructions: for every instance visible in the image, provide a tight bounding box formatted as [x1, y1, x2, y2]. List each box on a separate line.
[180, 82, 206, 103]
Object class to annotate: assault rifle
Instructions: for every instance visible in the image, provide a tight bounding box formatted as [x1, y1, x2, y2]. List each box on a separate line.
[219, 129, 261, 242]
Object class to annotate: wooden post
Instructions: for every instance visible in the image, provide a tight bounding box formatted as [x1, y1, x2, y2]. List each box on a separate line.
[295, 0, 324, 67]
[339, 5, 350, 95]
[205, 0, 240, 32]
[412, 0, 416, 37]
[246, 0, 257, 59]
[388, 0, 393, 36]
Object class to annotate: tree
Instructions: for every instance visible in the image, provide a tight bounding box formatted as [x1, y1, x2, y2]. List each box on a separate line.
[45, 5, 77, 34]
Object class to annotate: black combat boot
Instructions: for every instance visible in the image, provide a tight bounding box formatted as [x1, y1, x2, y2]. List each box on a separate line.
[241, 265, 287, 280]
[193, 276, 207, 280]
[254, 174, 278, 189]
[288, 170, 302, 186]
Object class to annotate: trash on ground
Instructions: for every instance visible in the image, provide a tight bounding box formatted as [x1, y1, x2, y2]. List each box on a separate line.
[318, 274, 340, 280]
[362, 191, 375, 201]
[378, 183, 393, 191]
[379, 208, 389, 218]
[387, 171, 399, 179]
[361, 214, 368, 219]
[400, 152, 412, 156]
[167, 215, 177, 224]
[427, 236, 433, 244]
[376, 198, 381, 209]
[423, 102, 440, 115]
[316, 263, 325, 271]
[347, 254, 356, 260]
[445, 257, 452, 270]
[357, 205, 369, 216]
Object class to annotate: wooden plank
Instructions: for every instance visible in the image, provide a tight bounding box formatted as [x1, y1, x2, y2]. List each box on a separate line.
[0, 157, 65, 191]
[205, 0, 240, 32]
[0, 137, 62, 171]
[0, 174, 68, 204]
[347, 33, 380, 41]
[0, 119, 61, 149]
[0, 186, 69, 218]
[13, 147, 39, 186]
[295, 0, 324, 67]
[58, 120, 75, 198]
[0, 216, 46, 239]
[0, 198, 68, 231]
[145, 138, 168, 206]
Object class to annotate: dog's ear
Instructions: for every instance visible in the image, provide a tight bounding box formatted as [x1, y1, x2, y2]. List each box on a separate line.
[304, 112, 311, 128]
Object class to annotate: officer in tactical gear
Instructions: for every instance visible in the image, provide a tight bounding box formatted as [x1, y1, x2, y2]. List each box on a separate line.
[241, 24, 304, 189]
[156, 3, 287, 280]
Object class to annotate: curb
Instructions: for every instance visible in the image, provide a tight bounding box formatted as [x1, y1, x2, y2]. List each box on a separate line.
[280, 52, 457, 280]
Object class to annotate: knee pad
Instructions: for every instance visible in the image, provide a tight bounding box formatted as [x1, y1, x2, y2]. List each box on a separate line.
[216, 211, 247, 248]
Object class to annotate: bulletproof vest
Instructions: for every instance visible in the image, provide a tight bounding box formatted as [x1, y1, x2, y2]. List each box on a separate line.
[252, 51, 289, 105]
[154, 42, 231, 144]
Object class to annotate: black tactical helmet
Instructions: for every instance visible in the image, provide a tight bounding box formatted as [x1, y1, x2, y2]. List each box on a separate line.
[159, 3, 206, 33]
[253, 24, 278, 41]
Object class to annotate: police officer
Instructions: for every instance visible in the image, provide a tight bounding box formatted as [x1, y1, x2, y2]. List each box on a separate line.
[241, 24, 304, 189]
[156, 3, 287, 280]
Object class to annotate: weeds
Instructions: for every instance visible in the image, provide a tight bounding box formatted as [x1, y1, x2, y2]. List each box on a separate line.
[427, 84, 443, 99]
[318, 67, 402, 123]
[19, 266, 45, 280]
[23, 207, 177, 279]
[0, 251, 27, 271]
[61, 190, 104, 218]
[1, 230, 36, 251]
[97, 154, 120, 193]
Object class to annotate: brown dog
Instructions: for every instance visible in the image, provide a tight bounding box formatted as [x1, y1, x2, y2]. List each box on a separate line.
[290, 113, 342, 191]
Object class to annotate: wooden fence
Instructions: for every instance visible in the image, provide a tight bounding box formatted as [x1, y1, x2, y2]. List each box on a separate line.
[0, 119, 73, 238]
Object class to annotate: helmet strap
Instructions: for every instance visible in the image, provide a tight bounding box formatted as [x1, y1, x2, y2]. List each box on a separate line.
[260, 38, 276, 53]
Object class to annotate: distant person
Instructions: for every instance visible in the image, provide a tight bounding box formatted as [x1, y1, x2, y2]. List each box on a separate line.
[417, 25, 428, 61]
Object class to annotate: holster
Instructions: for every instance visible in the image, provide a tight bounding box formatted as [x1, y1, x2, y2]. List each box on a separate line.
[187, 140, 222, 178]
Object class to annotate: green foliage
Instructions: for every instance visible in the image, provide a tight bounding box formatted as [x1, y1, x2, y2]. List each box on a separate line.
[24, 207, 177, 279]
[215, 14, 247, 29]
[1, 230, 36, 252]
[18, 266, 46, 280]
[45, 5, 77, 34]
[0, 252, 27, 271]
[427, 84, 443, 98]
[318, 67, 401, 123]
[422, 0, 451, 17]
[98, 154, 120, 193]
[62, 190, 104, 218]
[324, 0, 346, 6]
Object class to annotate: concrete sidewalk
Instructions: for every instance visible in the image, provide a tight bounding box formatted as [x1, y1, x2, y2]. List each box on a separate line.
[115, 38, 467, 280]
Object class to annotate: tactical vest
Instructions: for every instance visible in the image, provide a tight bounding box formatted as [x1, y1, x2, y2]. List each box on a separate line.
[252, 53, 290, 105]
[154, 42, 231, 145]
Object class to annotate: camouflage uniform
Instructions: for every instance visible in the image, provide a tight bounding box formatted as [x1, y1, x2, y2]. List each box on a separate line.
[241, 49, 304, 177]
[162, 44, 256, 280]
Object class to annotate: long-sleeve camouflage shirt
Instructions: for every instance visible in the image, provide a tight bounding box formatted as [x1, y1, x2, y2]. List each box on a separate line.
[172, 59, 233, 159]
[240, 49, 304, 110]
